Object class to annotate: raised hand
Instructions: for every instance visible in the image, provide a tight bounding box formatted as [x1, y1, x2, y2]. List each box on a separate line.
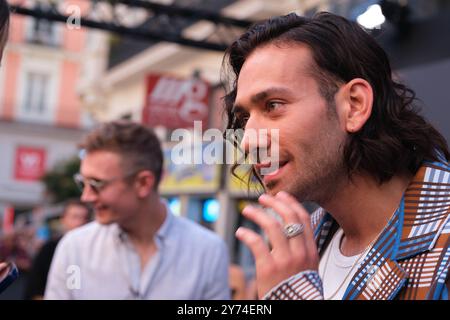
[236, 191, 319, 299]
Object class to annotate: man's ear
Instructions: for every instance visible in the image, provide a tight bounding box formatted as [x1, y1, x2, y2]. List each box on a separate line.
[134, 171, 156, 198]
[336, 78, 373, 133]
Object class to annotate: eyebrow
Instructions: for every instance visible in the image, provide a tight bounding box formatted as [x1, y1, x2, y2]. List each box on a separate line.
[233, 87, 292, 112]
[79, 173, 105, 181]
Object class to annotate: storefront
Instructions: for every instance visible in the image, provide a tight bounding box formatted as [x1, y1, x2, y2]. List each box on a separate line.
[159, 141, 223, 231]
[159, 140, 262, 278]
[0, 121, 83, 215]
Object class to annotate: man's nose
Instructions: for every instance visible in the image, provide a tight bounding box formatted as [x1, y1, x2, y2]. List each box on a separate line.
[80, 185, 97, 203]
[239, 116, 271, 159]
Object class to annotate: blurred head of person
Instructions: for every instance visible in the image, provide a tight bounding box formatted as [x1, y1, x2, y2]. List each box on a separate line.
[77, 120, 163, 227]
[0, 0, 9, 61]
[0, 232, 14, 252]
[60, 199, 90, 233]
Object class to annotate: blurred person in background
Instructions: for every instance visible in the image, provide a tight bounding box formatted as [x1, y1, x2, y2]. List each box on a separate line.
[229, 264, 246, 300]
[0, 0, 12, 294]
[224, 12, 450, 300]
[0, 231, 31, 272]
[0, 230, 30, 298]
[24, 200, 90, 300]
[245, 277, 258, 300]
[45, 121, 230, 299]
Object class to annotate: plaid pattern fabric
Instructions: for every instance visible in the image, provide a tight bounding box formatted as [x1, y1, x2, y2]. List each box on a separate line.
[311, 208, 332, 253]
[265, 159, 450, 300]
[264, 271, 324, 300]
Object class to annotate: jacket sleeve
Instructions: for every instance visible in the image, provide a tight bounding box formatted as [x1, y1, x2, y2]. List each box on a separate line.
[263, 270, 324, 300]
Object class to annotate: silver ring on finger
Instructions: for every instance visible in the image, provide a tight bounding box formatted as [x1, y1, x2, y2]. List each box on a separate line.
[283, 223, 304, 239]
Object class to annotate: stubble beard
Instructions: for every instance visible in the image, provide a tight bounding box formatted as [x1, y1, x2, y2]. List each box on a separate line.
[270, 115, 347, 205]
[293, 141, 346, 205]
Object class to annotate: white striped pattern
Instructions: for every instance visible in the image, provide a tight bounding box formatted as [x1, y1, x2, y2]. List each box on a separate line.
[408, 167, 450, 238]
[264, 271, 324, 300]
[436, 247, 450, 284]
[353, 251, 383, 291]
[402, 249, 443, 287]
[442, 218, 450, 234]
[361, 263, 398, 300]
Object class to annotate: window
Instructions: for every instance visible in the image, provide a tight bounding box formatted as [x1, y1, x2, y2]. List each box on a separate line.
[24, 2, 59, 46]
[28, 18, 57, 46]
[22, 71, 50, 116]
[16, 57, 60, 124]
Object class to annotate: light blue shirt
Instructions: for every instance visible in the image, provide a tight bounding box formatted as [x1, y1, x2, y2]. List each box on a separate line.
[44, 208, 230, 300]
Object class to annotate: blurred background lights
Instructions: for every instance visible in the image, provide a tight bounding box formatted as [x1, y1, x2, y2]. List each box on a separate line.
[357, 4, 386, 29]
[168, 197, 181, 216]
[202, 199, 220, 223]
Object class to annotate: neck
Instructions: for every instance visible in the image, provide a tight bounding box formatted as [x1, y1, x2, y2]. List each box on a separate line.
[320, 172, 412, 256]
[119, 194, 167, 246]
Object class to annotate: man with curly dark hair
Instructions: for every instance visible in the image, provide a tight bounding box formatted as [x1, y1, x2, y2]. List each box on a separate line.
[223, 12, 450, 300]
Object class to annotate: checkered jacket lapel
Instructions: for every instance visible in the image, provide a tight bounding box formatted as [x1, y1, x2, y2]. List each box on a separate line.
[312, 158, 450, 300]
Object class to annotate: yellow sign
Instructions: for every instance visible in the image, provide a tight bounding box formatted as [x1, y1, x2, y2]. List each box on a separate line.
[226, 163, 263, 196]
[159, 143, 221, 194]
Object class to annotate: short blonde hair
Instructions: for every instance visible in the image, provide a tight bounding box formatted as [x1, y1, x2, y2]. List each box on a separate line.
[79, 121, 164, 187]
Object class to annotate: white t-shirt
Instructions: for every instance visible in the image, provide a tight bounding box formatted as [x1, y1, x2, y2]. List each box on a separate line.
[318, 228, 370, 300]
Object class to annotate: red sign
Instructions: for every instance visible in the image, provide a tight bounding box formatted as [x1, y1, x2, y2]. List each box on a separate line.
[14, 146, 47, 181]
[2, 205, 14, 233]
[142, 74, 210, 129]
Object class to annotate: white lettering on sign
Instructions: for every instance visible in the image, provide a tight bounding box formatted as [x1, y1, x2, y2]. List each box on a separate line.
[14, 147, 46, 181]
[179, 79, 208, 122]
[19, 153, 41, 172]
[149, 77, 185, 105]
[148, 77, 208, 122]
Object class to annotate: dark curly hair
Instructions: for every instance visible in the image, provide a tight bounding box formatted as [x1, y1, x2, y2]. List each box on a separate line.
[223, 12, 449, 185]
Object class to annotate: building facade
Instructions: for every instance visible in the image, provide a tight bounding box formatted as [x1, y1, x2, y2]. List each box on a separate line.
[0, 0, 108, 218]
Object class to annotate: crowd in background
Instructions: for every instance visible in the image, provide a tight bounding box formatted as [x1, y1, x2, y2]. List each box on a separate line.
[0, 193, 258, 300]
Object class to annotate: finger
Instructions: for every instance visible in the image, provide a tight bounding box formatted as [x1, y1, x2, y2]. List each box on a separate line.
[235, 227, 272, 266]
[258, 194, 300, 225]
[0, 262, 9, 278]
[0, 262, 7, 271]
[275, 191, 312, 231]
[275, 191, 317, 253]
[242, 205, 290, 254]
[258, 193, 307, 252]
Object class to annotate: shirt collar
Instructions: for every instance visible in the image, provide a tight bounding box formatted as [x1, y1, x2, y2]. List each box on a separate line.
[112, 198, 175, 244]
[155, 199, 174, 241]
[393, 158, 450, 259]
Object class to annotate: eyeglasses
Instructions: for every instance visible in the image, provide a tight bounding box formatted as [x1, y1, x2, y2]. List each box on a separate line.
[73, 172, 138, 194]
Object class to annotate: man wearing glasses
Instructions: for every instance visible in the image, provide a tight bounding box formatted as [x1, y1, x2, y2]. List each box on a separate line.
[44, 121, 230, 299]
